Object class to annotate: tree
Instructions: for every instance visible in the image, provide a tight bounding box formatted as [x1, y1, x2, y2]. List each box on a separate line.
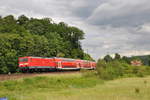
[56, 52, 65, 57]
[104, 55, 113, 62]
[83, 53, 95, 61]
[114, 53, 121, 60]
[17, 15, 29, 25]
[3, 15, 16, 24]
[122, 56, 130, 63]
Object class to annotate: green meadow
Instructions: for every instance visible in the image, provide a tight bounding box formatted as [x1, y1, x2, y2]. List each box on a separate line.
[0, 73, 150, 100]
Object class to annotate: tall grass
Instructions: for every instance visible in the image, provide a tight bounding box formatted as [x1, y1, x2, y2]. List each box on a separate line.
[0, 74, 104, 100]
[1, 75, 150, 100]
[0, 75, 103, 93]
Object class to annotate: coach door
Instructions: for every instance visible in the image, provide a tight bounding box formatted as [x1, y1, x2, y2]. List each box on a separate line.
[90, 62, 92, 69]
[76, 62, 80, 69]
[57, 61, 62, 69]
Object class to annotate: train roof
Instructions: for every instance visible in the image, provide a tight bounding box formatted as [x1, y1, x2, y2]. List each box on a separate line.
[19, 56, 95, 62]
[19, 56, 54, 59]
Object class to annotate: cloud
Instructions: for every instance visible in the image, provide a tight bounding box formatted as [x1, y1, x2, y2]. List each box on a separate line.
[87, 0, 150, 27]
[1, 0, 150, 60]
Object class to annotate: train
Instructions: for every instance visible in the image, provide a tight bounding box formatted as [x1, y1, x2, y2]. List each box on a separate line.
[18, 56, 96, 72]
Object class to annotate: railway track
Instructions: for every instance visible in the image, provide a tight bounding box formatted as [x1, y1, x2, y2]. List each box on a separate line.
[0, 71, 79, 81]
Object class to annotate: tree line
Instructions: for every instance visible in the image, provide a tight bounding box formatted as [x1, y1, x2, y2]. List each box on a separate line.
[96, 53, 150, 80]
[103, 53, 150, 65]
[0, 15, 93, 73]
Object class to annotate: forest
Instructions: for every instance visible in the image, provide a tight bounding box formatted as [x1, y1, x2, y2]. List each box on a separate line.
[0, 15, 93, 73]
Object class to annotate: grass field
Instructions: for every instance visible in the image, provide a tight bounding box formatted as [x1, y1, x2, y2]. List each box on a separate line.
[0, 73, 150, 100]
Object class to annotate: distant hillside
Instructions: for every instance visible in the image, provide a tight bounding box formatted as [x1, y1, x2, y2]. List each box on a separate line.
[126, 55, 150, 66]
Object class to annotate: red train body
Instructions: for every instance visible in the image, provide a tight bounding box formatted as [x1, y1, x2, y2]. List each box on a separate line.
[19, 56, 96, 71]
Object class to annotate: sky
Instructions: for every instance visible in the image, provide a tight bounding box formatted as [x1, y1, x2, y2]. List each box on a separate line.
[1, 0, 150, 60]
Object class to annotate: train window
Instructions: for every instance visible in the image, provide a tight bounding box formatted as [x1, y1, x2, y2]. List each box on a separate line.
[20, 58, 28, 62]
[63, 59, 75, 62]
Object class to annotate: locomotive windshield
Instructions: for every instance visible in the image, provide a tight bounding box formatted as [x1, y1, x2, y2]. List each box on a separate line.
[20, 58, 28, 62]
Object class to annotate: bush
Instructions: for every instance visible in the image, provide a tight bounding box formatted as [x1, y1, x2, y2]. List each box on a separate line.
[96, 60, 124, 80]
[96, 60, 150, 80]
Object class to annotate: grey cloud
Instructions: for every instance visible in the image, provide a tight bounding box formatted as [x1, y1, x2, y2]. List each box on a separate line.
[87, 0, 150, 27]
[0, 0, 71, 17]
[70, 0, 103, 18]
[81, 25, 150, 59]
[1, 0, 150, 60]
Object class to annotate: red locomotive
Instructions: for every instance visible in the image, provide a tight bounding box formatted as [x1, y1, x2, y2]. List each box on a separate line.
[19, 56, 96, 72]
